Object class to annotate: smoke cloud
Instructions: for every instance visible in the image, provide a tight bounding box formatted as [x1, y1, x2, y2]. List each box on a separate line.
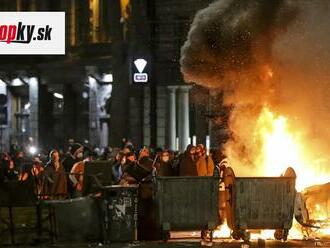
[181, 0, 330, 177]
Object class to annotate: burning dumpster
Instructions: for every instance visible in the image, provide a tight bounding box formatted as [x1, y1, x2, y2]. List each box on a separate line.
[224, 167, 296, 241]
[300, 182, 330, 237]
[155, 176, 222, 241]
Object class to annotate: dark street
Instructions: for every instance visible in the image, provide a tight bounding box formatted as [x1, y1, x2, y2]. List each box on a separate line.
[18, 239, 330, 248]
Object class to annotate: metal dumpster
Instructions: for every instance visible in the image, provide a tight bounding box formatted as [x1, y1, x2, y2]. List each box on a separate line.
[0, 179, 39, 246]
[155, 176, 221, 241]
[224, 167, 296, 241]
[45, 196, 102, 243]
[102, 185, 138, 242]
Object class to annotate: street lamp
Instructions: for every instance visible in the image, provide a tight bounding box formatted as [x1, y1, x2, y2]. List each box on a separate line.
[29, 146, 37, 155]
[53, 92, 64, 99]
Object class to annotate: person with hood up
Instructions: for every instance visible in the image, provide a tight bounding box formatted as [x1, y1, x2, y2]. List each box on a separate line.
[195, 144, 214, 176]
[157, 150, 174, 176]
[138, 147, 154, 172]
[179, 145, 197, 176]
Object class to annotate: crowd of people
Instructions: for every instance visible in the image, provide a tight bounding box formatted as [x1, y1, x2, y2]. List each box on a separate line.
[0, 138, 224, 200]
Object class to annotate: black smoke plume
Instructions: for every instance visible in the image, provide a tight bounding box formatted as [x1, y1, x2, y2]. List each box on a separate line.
[180, 0, 297, 91]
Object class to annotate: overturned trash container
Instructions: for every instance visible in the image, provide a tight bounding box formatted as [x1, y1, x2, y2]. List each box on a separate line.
[155, 176, 221, 241]
[224, 167, 296, 241]
[102, 185, 138, 242]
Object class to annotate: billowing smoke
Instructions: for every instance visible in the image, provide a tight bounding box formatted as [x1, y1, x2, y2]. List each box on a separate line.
[181, 0, 330, 177]
[181, 0, 297, 90]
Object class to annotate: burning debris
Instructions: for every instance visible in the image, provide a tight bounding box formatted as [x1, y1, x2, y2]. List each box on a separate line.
[181, 0, 330, 239]
[300, 183, 330, 238]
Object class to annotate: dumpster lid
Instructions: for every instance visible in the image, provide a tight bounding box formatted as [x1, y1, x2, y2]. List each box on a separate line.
[101, 184, 139, 189]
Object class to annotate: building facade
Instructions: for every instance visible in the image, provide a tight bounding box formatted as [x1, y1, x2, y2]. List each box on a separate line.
[0, 0, 228, 153]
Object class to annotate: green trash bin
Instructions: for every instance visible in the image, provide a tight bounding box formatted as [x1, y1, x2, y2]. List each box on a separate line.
[155, 176, 221, 241]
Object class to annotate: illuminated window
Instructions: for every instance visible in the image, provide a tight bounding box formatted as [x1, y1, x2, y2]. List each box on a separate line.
[120, 0, 130, 20]
[120, 0, 130, 40]
[70, 0, 76, 46]
[89, 0, 100, 43]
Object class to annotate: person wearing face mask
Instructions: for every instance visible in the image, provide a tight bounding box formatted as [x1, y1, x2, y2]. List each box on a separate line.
[196, 144, 214, 176]
[157, 150, 173, 176]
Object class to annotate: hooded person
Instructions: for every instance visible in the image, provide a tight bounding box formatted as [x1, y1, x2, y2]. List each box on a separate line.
[157, 150, 174, 176]
[137, 147, 154, 172]
[195, 144, 214, 176]
[179, 144, 198, 176]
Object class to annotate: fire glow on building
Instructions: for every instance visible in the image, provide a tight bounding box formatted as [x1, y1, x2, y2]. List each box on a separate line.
[181, 0, 330, 240]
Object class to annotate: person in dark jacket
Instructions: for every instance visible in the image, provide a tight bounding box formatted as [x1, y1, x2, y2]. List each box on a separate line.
[138, 147, 154, 172]
[31, 156, 44, 197]
[157, 150, 174, 176]
[14, 151, 30, 181]
[42, 149, 67, 200]
[179, 145, 197, 176]
[62, 143, 84, 197]
[62, 143, 84, 172]
[3, 159, 19, 181]
[111, 152, 125, 183]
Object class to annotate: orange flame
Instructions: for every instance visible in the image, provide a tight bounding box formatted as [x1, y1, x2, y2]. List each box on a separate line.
[255, 107, 330, 191]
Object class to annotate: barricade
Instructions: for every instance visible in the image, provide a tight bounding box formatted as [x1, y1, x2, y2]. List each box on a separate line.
[224, 167, 296, 241]
[155, 176, 221, 241]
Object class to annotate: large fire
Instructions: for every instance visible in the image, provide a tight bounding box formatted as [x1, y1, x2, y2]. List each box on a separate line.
[214, 107, 330, 240]
[255, 107, 330, 191]
[181, 0, 330, 241]
[256, 107, 330, 239]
